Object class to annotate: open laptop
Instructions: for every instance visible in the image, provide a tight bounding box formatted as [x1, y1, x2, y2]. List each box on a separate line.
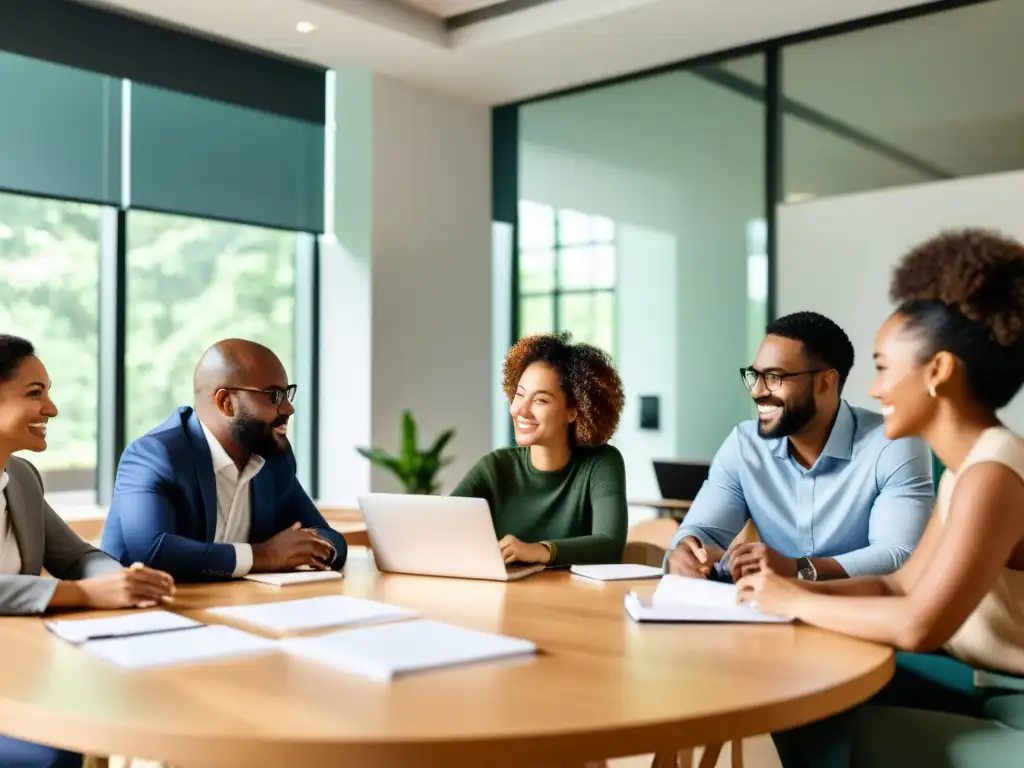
[653, 460, 710, 501]
[357, 494, 546, 582]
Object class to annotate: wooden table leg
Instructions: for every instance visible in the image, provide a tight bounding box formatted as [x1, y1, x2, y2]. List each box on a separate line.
[731, 739, 744, 768]
[651, 748, 693, 767]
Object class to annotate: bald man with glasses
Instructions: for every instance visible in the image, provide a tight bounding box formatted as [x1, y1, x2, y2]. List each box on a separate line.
[102, 339, 347, 581]
[666, 312, 932, 584]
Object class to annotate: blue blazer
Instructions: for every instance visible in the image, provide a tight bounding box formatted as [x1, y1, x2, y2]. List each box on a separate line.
[101, 407, 348, 581]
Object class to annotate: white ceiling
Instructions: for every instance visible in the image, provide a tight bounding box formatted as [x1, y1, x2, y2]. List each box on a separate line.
[84, 0, 940, 105]
[398, 0, 512, 18]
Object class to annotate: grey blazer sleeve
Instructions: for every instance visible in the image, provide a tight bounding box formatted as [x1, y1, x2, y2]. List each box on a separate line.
[40, 500, 122, 581]
[0, 574, 60, 616]
[0, 459, 121, 616]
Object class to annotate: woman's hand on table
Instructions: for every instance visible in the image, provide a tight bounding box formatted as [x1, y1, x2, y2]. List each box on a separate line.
[736, 570, 806, 620]
[50, 564, 176, 610]
[499, 535, 552, 565]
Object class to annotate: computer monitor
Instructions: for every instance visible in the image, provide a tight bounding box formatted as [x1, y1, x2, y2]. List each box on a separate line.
[653, 460, 710, 501]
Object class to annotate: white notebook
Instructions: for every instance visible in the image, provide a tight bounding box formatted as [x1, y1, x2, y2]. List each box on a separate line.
[206, 595, 417, 633]
[282, 619, 537, 682]
[625, 574, 793, 624]
[46, 610, 201, 645]
[571, 564, 664, 581]
[243, 570, 343, 586]
[81, 625, 276, 670]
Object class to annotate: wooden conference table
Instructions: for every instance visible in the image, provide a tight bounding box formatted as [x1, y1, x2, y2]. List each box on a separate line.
[0, 552, 893, 767]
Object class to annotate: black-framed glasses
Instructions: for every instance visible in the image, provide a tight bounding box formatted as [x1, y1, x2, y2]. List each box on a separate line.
[222, 384, 297, 406]
[740, 367, 825, 392]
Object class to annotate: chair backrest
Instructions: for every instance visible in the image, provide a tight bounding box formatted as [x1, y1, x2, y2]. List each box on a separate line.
[622, 541, 666, 567]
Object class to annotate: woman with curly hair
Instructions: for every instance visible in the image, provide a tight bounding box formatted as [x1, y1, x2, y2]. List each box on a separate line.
[741, 229, 1024, 767]
[451, 332, 627, 567]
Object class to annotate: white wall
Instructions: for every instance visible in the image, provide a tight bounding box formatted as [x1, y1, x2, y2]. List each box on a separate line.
[778, 168, 1024, 430]
[318, 69, 373, 504]
[616, 223, 678, 523]
[319, 72, 492, 504]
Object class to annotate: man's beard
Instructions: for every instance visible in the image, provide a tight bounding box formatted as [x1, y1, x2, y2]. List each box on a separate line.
[230, 405, 288, 457]
[757, 388, 817, 439]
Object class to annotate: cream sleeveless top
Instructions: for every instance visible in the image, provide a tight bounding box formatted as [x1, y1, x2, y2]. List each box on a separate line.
[940, 427, 1024, 674]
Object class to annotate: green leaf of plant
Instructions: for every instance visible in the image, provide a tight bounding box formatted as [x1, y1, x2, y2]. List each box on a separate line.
[359, 414, 456, 495]
[401, 410, 417, 461]
[426, 428, 456, 459]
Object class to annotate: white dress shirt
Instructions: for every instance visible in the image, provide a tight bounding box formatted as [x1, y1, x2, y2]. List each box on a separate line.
[0, 472, 21, 575]
[200, 422, 265, 578]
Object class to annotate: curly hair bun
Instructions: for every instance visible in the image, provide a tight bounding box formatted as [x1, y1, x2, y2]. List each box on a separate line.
[890, 228, 1024, 347]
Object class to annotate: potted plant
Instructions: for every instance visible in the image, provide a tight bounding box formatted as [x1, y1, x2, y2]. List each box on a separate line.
[356, 410, 456, 495]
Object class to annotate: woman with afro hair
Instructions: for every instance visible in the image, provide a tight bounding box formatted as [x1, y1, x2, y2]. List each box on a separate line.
[741, 229, 1024, 767]
[451, 332, 627, 567]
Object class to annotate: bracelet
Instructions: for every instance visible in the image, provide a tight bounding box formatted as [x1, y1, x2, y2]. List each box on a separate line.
[540, 541, 557, 565]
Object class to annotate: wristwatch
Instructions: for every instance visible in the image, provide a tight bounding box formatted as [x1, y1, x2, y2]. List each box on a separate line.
[796, 556, 817, 581]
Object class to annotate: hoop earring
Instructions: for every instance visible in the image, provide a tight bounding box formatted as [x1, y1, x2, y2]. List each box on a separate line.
[928, 385, 937, 399]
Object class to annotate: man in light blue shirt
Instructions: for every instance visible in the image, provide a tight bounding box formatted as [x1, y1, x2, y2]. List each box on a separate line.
[667, 311, 933, 583]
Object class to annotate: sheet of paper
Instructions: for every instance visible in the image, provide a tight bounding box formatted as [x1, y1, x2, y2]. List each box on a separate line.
[206, 595, 417, 633]
[81, 625, 275, 670]
[283, 619, 537, 681]
[651, 574, 741, 608]
[570, 564, 664, 581]
[243, 570, 343, 586]
[46, 610, 201, 645]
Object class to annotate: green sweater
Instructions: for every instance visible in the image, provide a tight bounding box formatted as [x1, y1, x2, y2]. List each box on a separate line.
[450, 444, 628, 566]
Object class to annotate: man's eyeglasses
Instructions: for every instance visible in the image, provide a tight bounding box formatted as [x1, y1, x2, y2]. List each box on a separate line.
[222, 384, 297, 406]
[740, 367, 825, 392]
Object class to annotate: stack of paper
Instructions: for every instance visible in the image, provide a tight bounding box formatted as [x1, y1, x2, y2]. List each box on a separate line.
[81, 625, 276, 670]
[282, 619, 537, 681]
[46, 610, 201, 644]
[625, 574, 792, 624]
[570, 564, 663, 581]
[243, 570, 343, 586]
[206, 595, 417, 633]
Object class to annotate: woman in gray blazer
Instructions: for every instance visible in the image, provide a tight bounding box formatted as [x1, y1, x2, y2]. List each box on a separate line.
[0, 335, 174, 768]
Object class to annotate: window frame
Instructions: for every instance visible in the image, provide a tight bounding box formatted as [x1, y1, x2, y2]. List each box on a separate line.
[516, 201, 618, 358]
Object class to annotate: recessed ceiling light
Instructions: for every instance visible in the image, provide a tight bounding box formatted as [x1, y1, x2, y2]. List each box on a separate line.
[296, 21, 317, 34]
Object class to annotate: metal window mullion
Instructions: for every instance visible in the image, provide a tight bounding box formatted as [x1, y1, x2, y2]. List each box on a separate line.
[766, 45, 782, 322]
[294, 232, 318, 496]
[552, 212, 561, 331]
[97, 208, 127, 505]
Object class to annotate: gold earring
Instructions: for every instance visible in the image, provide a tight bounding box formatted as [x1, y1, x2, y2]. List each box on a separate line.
[929, 385, 937, 399]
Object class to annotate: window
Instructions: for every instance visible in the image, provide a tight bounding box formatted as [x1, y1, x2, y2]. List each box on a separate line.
[0, 192, 102, 494]
[517, 201, 617, 355]
[125, 211, 298, 443]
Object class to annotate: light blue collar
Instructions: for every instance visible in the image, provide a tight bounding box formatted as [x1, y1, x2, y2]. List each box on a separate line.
[771, 400, 854, 462]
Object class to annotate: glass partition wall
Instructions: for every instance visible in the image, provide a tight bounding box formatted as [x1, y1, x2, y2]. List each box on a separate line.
[500, 0, 1024, 502]
[517, 56, 767, 501]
